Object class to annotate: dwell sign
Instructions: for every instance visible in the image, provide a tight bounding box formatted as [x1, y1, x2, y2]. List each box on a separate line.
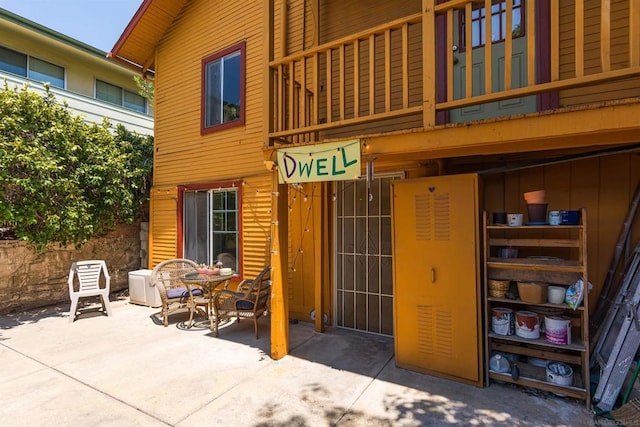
[276, 139, 361, 184]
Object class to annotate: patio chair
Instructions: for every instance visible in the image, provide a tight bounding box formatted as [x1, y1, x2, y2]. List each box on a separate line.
[150, 258, 205, 327]
[68, 260, 112, 323]
[211, 265, 271, 338]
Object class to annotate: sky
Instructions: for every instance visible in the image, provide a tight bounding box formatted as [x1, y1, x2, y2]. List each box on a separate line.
[0, 0, 144, 52]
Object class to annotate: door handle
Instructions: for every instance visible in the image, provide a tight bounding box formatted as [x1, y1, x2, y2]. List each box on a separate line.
[431, 267, 436, 283]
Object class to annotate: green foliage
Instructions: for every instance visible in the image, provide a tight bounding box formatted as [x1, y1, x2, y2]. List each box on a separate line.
[0, 80, 153, 250]
[133, 75, 154, 106]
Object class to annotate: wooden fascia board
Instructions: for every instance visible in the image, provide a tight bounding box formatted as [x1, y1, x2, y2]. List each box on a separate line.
[363, 102, 640, 159]
[109, 0, 153, 61]
[109, 0, 187, 73]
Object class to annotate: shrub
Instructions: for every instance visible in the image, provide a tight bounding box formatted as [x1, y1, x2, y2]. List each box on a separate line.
[0, 81, 153, 250]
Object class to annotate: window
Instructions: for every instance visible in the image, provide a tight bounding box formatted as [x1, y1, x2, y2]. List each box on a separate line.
[182, 184, 240, 272]
[201, 42, 245, 133]
[29, 57, 65, 88]
[0, 46, 64, 88]
[96, 79, 146, 113]
[461, 0, 524, 49]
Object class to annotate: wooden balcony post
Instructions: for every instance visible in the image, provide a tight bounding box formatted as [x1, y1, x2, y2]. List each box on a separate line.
[551, 0, 559, 81]
[264, 0, 275, 143]
[265, 0, 290, 359]
[326, 49, 333, 123]
[402, 24, 409, 109]
[527, 0, 536, 86]
[270, 167, 290, 360]
[354, 40, 360, 117]
[575, 0, 584, 77]
[631, 0, 640, 67]
[505, 0, 513, 90]
[447, 9, 454, 102]
[484, 0, 493, 94]
[423, 0, 436, 127]
[369, 34, 375, 115]
[464, 3, 473, 97]
[385, 29, 391, 113]
[601, 0, 611, 72]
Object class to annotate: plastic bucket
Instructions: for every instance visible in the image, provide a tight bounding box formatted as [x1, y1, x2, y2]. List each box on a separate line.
[515, 311, 540, 339]
[545, 316, 571, 345]
[492, 307, 514, 335]
[546, 361, 573, 386]
[548, 210, 562, 225]
[547, 286, 566, 304]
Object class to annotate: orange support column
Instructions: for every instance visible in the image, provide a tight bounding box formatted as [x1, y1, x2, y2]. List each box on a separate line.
[270, 167, 289, 359]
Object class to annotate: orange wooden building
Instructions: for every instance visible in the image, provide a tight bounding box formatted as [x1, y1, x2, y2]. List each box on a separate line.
[111, 0, 640, 399]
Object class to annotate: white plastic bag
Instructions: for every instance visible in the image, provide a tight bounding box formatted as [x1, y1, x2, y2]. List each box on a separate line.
[565, 278, 590, 310]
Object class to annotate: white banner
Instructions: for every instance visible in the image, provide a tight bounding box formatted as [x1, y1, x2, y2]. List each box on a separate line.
[276, 139, 361, 184]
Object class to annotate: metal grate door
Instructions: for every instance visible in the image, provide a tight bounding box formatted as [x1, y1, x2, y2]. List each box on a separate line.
[335, 174, 401, 335]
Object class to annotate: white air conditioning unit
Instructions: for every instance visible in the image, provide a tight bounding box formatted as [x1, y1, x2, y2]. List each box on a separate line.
[128, 269, 160, 307]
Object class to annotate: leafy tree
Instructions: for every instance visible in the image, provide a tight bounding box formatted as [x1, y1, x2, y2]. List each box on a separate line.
[134, 75, 154, 106]
[0, 81, 153, 250]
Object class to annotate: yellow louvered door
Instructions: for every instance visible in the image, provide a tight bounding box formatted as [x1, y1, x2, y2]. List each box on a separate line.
[391, 174, 482, 386]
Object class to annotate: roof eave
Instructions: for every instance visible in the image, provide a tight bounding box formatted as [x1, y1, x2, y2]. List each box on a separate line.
[108, 0, 154, 68]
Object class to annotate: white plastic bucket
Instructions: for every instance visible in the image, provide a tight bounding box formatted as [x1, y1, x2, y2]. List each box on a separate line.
[515, 311, 540, 339]
[545, 316, 572, 345]
[548, 210, 562, 225]
[547, 286, 566, 304]
[492, 308, 514, 335]
[546, 361, 573, 386]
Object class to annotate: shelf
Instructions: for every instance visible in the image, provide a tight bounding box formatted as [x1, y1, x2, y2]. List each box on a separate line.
[489, 238, 581, 248]
[483, 208, 590, 407]
[487, 297, 584, 311]
[490, 341, 584, 365]
[488, 363, 586, 400]
[487, 224, 583, 230]
[488, 332, 586, 352]
[487, 258, 584, 273]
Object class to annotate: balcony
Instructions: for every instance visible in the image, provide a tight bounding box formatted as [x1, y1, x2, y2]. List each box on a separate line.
[268, 0, 640, 147]
[1, 73, 154, 136]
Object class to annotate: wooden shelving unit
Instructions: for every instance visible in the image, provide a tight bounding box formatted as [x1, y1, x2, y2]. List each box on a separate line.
[483, 209, 590, 406]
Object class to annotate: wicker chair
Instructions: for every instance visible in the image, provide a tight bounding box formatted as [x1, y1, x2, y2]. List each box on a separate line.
[150, 258, 205, 327]
[211, 266, 272, 338]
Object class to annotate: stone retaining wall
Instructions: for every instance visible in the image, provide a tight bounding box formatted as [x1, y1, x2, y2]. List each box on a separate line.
[0, 223, 143, 315]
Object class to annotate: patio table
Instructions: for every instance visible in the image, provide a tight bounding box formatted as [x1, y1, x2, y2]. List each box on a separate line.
[181, 272, 234, 329]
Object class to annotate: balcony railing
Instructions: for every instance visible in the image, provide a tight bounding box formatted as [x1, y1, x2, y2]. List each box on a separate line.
[1, 73, 154, 136]
[269, 0, 640, 144]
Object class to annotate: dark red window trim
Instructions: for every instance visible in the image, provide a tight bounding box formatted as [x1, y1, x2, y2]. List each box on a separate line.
[200, 41, 246, 135]
[177, 180, 243, 281]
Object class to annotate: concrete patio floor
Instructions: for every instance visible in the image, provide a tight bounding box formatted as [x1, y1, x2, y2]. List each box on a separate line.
[0, 296, 599, 426]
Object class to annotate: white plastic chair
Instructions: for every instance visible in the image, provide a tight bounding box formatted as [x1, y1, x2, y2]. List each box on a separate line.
[68, 260, 113, 322]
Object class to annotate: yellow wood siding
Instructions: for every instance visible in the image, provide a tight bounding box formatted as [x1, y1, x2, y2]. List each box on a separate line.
[481, 153, 640, 315]
[319, 0, 420, 43]
[241, 175, 273, 278]
[148, 0, 271, 275]
[153, 0, 265, 186]
[148, 186, 178, 267]
[559, 0, 640, 105]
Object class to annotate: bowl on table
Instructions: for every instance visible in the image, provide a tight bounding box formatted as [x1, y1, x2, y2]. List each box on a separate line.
[219, 268, 233, 275]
